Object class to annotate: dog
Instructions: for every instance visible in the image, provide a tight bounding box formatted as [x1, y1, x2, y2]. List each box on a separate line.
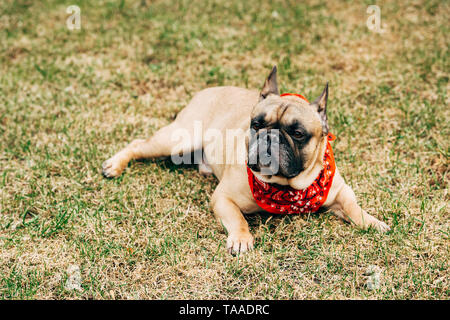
[102, 66, 390, 254]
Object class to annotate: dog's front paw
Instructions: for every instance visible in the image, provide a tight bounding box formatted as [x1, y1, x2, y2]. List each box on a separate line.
[372, 219, 390, 233]
[102, 156, 126, 178]
[366, 215, 391, 233]
[226, 232, 254, 255]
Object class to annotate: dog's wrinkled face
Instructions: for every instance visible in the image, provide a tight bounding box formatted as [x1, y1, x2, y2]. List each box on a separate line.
[247, 66, 329, 181]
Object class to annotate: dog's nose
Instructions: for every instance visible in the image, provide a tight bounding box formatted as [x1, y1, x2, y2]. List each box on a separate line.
[248, 129, 280, 172]
[264, 130, 280, 155]
[256, 130, 279, 167]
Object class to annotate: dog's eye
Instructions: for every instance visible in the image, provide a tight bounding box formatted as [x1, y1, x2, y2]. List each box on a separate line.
[251, 121, 263, 130]
[292, 130, 304, 138]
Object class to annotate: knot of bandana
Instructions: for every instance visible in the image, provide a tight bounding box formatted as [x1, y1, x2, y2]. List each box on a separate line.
[247, 93, 336, 214]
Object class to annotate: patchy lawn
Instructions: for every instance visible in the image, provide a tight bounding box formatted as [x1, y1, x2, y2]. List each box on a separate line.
[0, 0, 448, 299]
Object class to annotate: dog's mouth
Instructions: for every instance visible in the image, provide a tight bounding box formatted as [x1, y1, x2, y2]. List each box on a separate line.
[247, 161, 300, 180]
[247, 162, 277, 176]
[248, 165, 292, 186]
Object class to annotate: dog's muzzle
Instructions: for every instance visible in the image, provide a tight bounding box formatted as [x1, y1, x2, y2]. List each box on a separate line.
[247, 129, 280, 175]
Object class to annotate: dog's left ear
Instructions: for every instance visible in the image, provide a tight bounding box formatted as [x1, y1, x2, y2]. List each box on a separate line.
[259, 65, 279, 101]
[311, 82, 329, 135]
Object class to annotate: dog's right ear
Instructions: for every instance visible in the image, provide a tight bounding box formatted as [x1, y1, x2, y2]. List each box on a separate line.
[311, 82, 329, 135]
[259, 65, 279, 101]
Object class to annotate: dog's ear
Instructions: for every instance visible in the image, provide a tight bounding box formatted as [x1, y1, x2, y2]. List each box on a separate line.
[311, 82, 329, 135]
[260, 65, 279, 101]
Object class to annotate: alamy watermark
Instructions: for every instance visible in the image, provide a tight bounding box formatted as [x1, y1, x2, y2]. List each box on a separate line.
[366, 5, 386, 34]
[170, 121, 280, 175]
[66, 5, 81, 30]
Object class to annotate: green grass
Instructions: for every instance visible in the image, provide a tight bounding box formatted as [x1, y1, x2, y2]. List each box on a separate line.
[0, 0, 448, 299]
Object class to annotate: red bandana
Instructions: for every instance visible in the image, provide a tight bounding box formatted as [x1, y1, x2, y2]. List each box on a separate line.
[246, 93, 337, 214]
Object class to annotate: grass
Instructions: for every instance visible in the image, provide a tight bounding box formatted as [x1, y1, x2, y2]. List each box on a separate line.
[0, 0, 448, 299]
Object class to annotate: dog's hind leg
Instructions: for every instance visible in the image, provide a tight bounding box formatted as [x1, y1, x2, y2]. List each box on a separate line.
[102, 122, 201, 178]
[198, 154, 213, 176]
[102, 87, 221, 178]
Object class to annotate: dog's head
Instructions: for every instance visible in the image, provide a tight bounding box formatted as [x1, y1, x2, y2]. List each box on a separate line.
[247, 66, 330, 188]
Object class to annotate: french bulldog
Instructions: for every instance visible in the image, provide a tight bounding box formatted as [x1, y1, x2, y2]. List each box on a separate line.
[102, 66, 390, 254]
